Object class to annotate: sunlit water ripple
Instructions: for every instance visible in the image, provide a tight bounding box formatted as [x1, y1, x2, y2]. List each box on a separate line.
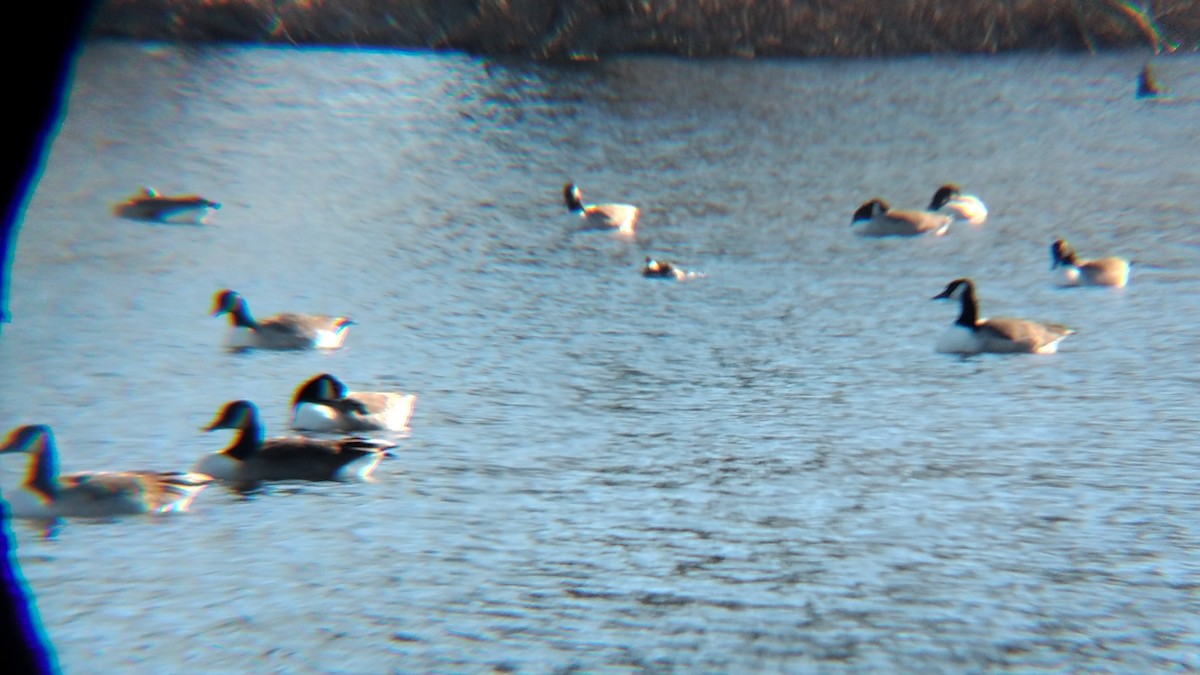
[2, 40, 1199, 672]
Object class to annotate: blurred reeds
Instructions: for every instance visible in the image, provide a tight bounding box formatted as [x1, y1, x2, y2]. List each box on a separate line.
[92, 0, 1197, 57]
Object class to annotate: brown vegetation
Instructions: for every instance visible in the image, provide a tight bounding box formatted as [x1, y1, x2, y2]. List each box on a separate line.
[91, 0, 1200, 58]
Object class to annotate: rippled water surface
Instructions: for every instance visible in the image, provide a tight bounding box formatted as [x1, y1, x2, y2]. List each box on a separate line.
[3, 40, 1200, 672]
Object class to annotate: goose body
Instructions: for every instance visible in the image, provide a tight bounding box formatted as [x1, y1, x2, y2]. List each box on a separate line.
[564, 183, 638, 234]
[928, 184, 988, 226]
[211, 289, 353, 351]
[113, 187, 220, 224]
[1051, 239, 1130, 288]
[0, 425, 212, 518]
[290, 373, 417, 433]
[932, 278, 1074, 355]
[851, 198, 952, 237]
[198, 400, 396, 484]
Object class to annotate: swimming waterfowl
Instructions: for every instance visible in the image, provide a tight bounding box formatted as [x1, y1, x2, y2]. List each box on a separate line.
[197, 400, 396, 483]
[932, 278, 1074, 355]
[1051, 239, 1130, 288]
[641, 256, 702, 281]
[928, 184, 988, 226]
[0, 425, 212, 518]
[564, 183, 638, 234]
[851, 198, 952, 237]
[113, 187, 220, 224]
[211, 289, 353, 351]
[1137, 64, 1165, 99]
[290, 373, 417, 433]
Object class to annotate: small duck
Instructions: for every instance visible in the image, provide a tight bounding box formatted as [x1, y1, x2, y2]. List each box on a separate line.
[112, 187, 220, 224]
[0, 425, 212, 518]
[851, 198, 953, 237]
[564, 183, 639, 234]
[932, 278, 1075, 355]
[641, 256, 702, 281]
[197, 400, 396, 484]
[928, 184, 988, 226]
[211, 289, 353, 351]
[1050, 239, 1130, 288]
[290, 373, 417, 433]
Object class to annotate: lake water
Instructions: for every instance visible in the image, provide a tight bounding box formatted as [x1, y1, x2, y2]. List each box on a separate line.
[3, 39, 1200, 673]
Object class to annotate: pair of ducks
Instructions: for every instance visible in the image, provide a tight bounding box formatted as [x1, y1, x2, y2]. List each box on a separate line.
[0, 374, 416, 519]
[851, 184, 988, 237]
[933, 239, 1129, 355]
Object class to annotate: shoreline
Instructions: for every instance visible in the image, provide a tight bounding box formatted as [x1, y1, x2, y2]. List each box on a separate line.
[91, 1, 1196, 59]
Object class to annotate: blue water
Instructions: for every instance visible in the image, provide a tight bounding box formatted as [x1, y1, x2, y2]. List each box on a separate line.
[3, 40, 1200, 672]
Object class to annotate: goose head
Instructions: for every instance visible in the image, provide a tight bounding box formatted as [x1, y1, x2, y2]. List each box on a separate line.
[563, 183, 584, 212]
[851, 198, 889, 224]
[0, 424, 53, 455]
[927, 184, 962, 211]
[1050, 239, 1078, 269]
[932, 278, 975, 303]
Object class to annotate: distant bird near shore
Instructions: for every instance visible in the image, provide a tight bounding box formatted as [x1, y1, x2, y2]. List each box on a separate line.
[928, 184, 988, 226]
[851, 198, 952, 237]
[211, 289, 353, 351]
[1137, 63, 1165, 99]
[1051, 238, 1130, 288]
[563, 183, 639, 234]
[112, 187, 220, 224]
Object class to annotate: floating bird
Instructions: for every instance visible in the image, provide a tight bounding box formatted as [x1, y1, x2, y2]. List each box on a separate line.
[290, 373, 417, 433]
[851, 198, 952, 237]
[932, 278, 1074, 355]
[112, 187, 220, 224]
[197, 400, 395, 484]
[0, 424, 212, 518]
[1137, 63, 1165, 99]
[211, 289, 353, 351]
[928, 184, 988, 226]
[641, 256, 702, 281]
[563, 183, 639, 234]
[1051, 239, 1130, 288]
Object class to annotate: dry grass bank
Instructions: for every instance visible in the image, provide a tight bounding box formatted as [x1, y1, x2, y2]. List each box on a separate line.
[91, 0, 1199, 57]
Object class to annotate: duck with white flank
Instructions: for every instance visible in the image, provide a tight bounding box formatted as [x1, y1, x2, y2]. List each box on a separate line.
[932, 278, 1075, 355]
[0, 425, 212, 518]
[291, 373, 417, 433]
[851, 198, 953, 237]
[928, 184, 988, 226]
[641, 256, 702, 281]
[197, 400, 396, 484]
[1051, 239, 1130, 288]
[211, 289, 353, 351]
[113, 187, 220, 224]
[563, 183, 639, 234]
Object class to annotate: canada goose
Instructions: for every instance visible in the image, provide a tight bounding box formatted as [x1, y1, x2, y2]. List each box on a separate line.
[0, 425, 212, 518]
[1050, 239, 1130, 288]
[197, 400, 396, 483]
[211, 289, 353, 351]
[851, 198, 952, 237]
[928, 184, 988, 226]
[113, 187, 220, 224]
[290, 373, 417, 433]
[563, 183, 638, 234]
[932, 278, 1075, 355]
